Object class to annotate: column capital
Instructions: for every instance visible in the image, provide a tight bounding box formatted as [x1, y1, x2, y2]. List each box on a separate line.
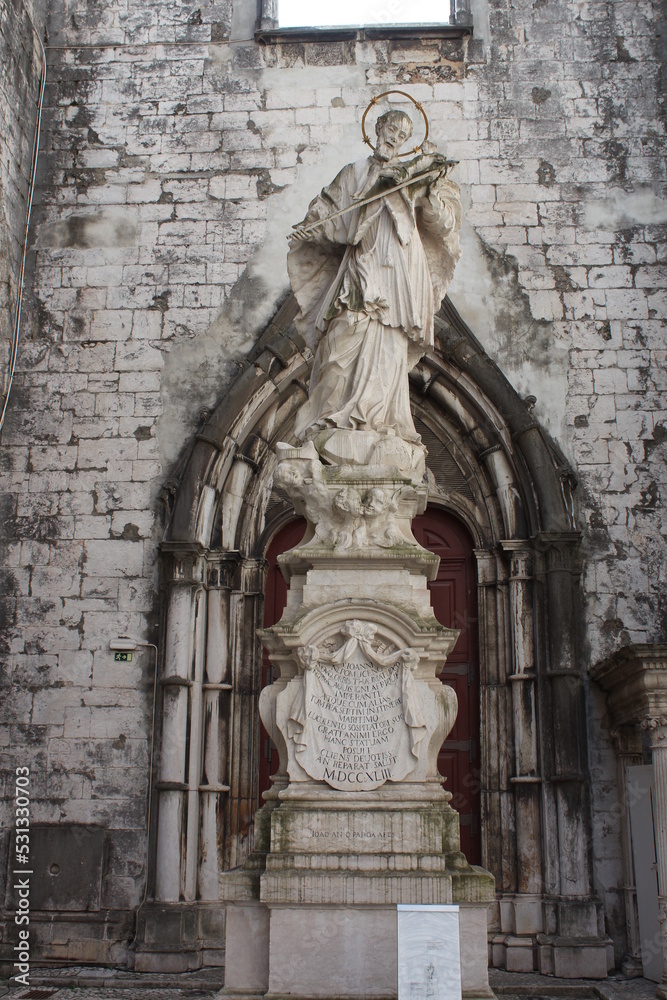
[205, 551, 243, 589]
[474, 548, 499, 585]
[161, 540, 207, 585]
[532, 531, 582, 573]
[641, 716, 667, 747]
[499, 539, 533, 580]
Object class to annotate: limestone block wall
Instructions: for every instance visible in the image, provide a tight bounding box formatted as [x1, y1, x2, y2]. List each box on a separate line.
[0, 0, 665, 965]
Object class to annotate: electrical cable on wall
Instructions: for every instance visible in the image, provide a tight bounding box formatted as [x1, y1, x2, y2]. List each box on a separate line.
[0, 15, 47, 437]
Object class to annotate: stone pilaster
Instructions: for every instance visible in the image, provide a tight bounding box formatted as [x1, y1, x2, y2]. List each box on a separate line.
[592, 644, 667, 987]
[501, 541, 542, 899]
[155, 543, 206, 903]
[644, 717, 667, 997]
[198, 555, 236, 899]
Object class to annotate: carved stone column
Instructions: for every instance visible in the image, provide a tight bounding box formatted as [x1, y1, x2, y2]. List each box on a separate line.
[610, 726, 645, 976]
[645, 717, 667, 997]
[501, 541, 542, 896]
[198, 554, 236, 899]
[495, 541, 544, 971]
[155, 543, 207, 903]
[131, 543, 209, 973]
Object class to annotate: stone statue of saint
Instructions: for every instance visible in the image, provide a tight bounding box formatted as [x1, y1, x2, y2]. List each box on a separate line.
[287, 108, 462, 449]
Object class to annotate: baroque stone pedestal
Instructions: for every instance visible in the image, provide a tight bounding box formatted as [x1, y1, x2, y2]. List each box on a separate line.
[219, 441, 494, 1000]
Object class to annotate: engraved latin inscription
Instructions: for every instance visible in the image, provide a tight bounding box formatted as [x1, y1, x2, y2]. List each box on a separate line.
[309, 658, 404, 785]
[287, 621, 427, 791]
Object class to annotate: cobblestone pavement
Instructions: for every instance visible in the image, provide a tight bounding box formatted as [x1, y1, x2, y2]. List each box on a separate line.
[490, 969, 658, 1000]
[0, 966, 222, 999]
[0, 968, 658, 999]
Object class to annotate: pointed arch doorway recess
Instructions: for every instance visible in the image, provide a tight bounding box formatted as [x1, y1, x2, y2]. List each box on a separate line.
[259, 510, 481, 864]
[147, 294, 610, 977]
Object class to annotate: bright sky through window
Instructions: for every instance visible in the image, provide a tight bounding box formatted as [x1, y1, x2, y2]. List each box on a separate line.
[278, 1, 447, 28]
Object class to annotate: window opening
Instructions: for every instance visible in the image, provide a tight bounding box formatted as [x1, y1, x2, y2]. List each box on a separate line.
[279, 0, 450, 29]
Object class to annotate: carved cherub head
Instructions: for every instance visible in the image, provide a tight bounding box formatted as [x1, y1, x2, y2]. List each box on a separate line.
[332, 487, 363, 518]
[362, 487, 393, 518]
[274, 462, 304, 489]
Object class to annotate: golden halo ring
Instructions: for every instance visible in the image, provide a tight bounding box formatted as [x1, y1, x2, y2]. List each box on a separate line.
[361, 90, 430, 158]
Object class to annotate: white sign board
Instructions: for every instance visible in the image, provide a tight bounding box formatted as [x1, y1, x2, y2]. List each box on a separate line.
[397, 904, 461, 1000]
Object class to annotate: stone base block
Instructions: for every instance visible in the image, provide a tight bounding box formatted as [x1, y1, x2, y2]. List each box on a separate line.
[0, 908, 132, 973]
[223, 904, 270, 995]
[491, 894, 611, 979]
[221, 902, 493, 1000]
[549, 940, 610, 979]
[504, 937, 535, 973]
[267, 905, 397, 998]
[460, 904, 495, 998]
[132, 901, 226, 973]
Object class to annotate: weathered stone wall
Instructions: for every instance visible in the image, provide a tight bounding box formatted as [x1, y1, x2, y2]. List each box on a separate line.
[0, 0, 665, 967]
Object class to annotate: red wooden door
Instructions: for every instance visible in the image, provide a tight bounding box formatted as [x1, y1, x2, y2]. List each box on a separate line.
[258, 519, 306, 799]
[259, 510, 481, 864]
[412, 510, 481, 864]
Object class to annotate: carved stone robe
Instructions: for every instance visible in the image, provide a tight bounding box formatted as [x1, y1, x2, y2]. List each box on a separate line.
[288, 155, 461, 443]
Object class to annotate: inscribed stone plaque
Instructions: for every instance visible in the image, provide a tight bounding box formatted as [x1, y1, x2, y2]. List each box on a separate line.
[397, 904, 461, 1000]
[288, 621, 427, 791]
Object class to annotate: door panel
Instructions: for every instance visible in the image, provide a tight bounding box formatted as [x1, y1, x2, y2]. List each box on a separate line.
[413, 511, 481, 864]
[258, 519, 306, 800]
[259, 510, 481, 864]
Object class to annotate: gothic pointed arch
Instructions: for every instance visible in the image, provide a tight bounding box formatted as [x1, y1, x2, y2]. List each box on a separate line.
[148, 293, 600, 975]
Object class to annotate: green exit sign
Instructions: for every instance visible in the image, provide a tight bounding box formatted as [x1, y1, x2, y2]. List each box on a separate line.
[114, 651, 133, 662]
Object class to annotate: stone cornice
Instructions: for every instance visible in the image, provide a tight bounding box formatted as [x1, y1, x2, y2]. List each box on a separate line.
[591, 643, 667, 730]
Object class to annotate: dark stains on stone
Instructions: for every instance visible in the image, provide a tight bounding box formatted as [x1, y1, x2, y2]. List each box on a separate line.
[634, 480, 659, 513]
[151, 290, 170, 312]
[574, 415, 588, 428]
[188, 9, 202, 25]
[305, 42, 356, 66]
[40, 213, 137, 250]
[600, 617, 631, 646]
[603, 139, 628, 184]
[552, 265, 575, 292]
[615, 36, 636, 63]
[537, 159, 556, 186]
[644, 420, 667, 460]
[15, 516, 65, 541]
[531, 86, 551, 104]
[246, 119, 261, 134]
[393, 62, 463, 85]
[476, 237, 552, 367]
[254, 168, 285, 200]
[68, 314, 87, 339]
[134, 425, 153, 441]
[211, 23, 231, 42]
[331, 97, 345, 108]
[111, 523, 141, 541]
